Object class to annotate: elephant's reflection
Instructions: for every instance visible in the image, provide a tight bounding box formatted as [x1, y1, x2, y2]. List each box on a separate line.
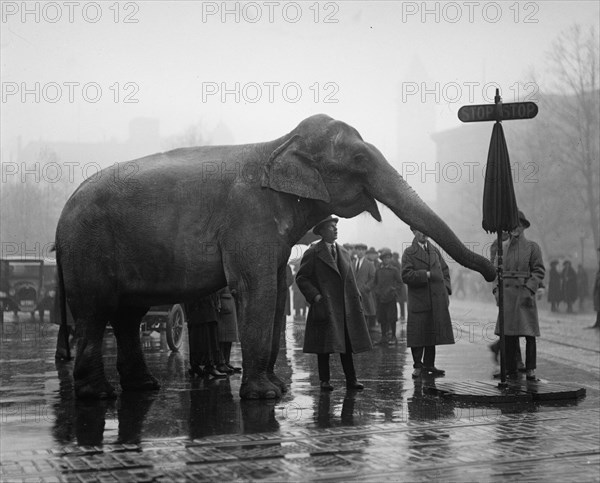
[117, 392, 156, 444]
[54, 360, 111, 447]
[53, 360, 155, 446]
[240, 400, 280, 433]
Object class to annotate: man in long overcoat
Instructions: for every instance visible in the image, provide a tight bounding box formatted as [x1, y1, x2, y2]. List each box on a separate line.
[352, 243, 377, 329]
[296, 216, 372, 391]
[493, 210, 545, 380]
[561, 260, 578, 313]
[592, 247, 600, 329]
[547, 260, 561, 312]
[402, 227, 454, 378]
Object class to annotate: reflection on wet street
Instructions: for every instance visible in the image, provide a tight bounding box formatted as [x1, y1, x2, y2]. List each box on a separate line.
[1, 302, 599, 481]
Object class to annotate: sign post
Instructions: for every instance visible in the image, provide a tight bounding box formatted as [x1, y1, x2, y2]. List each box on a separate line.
[459, 89, 538, 387]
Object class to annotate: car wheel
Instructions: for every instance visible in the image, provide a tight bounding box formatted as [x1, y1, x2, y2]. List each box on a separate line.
[166, 304, 185, 352]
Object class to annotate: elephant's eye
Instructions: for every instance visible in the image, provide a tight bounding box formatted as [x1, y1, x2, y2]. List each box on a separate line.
[354, 153, 367, 164]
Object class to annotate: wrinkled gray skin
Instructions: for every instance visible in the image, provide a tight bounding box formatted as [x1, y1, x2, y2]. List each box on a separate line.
[55, 114, 496, 400]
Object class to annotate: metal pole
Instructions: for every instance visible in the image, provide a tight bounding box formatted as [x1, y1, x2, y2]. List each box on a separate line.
[497, 231, 506, 386]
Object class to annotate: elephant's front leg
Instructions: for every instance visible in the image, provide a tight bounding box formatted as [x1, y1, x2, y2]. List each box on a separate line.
[231, 268, 281, 400]
[266, 263, 290, 394]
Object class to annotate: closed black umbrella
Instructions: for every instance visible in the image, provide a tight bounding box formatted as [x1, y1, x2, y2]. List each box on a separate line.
[482, 121, 520, 234]
[482, 90, 520, 385]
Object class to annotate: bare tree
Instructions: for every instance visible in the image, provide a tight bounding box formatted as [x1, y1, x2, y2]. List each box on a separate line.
[163, 121, 212, 150]
[545, 24, 600, 259]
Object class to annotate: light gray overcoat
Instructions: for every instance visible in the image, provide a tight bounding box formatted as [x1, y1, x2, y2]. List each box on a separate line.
[494, 234, 545, 337]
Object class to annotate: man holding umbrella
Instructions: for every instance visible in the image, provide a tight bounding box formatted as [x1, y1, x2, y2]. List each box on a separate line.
[493, 210, 545, 380]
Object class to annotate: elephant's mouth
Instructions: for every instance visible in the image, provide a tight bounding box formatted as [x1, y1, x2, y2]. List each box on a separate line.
[335, 190, 381, 221]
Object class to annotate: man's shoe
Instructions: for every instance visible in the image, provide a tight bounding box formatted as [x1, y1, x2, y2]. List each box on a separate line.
[526, 369, 538, 381]
[377, 338, 388, 346]
[205, 365, 228, 378]
[506, 372, 520, 380]
[423, 367, 445, 376]
[216, 363, 234, 374]
[517, 362, 526, 372]
[412, 367, 421, 378]
[226, 363, 242, 373]
[320, 381, 334, 391]
[346, 380, 364, 390]
[188, 363, 205, 377]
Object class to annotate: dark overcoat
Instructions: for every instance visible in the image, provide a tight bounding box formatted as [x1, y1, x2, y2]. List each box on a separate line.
[217, 287, 238, 343]
[547, 266, 562, 303]
[561, 265, 578, 304]
[401, 239, 454, 347]
[593, 267, 600, 312]
[296, 240, 372, 354]
[494, 234, 545, 337]
[353, 257, 376, 316]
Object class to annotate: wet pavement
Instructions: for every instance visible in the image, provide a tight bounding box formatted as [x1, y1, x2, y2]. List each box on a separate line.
[1, 298, 599, 481]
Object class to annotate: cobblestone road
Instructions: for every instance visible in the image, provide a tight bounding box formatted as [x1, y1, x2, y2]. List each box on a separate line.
[1, 299, 599, 481]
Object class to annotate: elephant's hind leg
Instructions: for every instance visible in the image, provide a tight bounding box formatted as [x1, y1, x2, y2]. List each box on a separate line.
[112, 306, 160, 392]
[73, 314, 115, 399]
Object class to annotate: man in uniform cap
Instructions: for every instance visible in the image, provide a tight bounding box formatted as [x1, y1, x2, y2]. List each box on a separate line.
[492, 210, 545, 380]
[296, 216, 372, 391]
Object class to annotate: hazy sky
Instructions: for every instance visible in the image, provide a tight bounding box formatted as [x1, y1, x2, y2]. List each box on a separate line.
[2, 0, 599, 247]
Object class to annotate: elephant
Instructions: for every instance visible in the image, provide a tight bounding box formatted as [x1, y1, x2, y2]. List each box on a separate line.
[54, 114, 496, 400]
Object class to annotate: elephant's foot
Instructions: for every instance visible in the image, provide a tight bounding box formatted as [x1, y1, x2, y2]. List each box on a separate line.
[267, 372, 288, 394]
[240, 375, 282, 400]
[120, 373, 161, 392]
[75, 378, 116, 400]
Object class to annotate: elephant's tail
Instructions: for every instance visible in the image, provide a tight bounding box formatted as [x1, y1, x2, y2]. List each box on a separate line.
[53, 243, 71, 359]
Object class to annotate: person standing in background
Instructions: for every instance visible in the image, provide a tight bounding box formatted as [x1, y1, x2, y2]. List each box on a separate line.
[392, 252, 407, 322]
[373, 248, 403, 345]
[547, 260, 562, 312]
[589, 248, 600, 329]
[577, 264, 589, 312]
[561, 260, 578, 313]
[353, 243, 377, 330]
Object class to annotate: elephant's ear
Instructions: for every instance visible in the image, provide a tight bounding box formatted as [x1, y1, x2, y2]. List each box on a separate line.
[261, 135, 330, 202]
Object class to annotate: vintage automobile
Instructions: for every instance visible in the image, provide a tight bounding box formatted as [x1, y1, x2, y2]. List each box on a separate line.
[0, 256, 57, 324]
[139, 304, 185, 352]
[1, 256, 185, 351]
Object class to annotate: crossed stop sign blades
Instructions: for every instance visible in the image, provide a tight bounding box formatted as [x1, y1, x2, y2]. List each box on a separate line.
[458, 102, 538, 123]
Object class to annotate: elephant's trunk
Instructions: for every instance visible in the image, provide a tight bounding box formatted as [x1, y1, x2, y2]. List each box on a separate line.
[366, 145, 496, 282]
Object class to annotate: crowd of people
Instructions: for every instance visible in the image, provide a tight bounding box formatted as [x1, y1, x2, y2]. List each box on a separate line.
[181, 211, 600, 392]
[547, 259, 590, 313]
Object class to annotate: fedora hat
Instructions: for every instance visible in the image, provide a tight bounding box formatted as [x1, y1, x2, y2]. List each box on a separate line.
[312, 215, 338, 236]
[518, 210, 530, 228]
[366, 246, 378, 255]
[379, 248, 393, 258]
